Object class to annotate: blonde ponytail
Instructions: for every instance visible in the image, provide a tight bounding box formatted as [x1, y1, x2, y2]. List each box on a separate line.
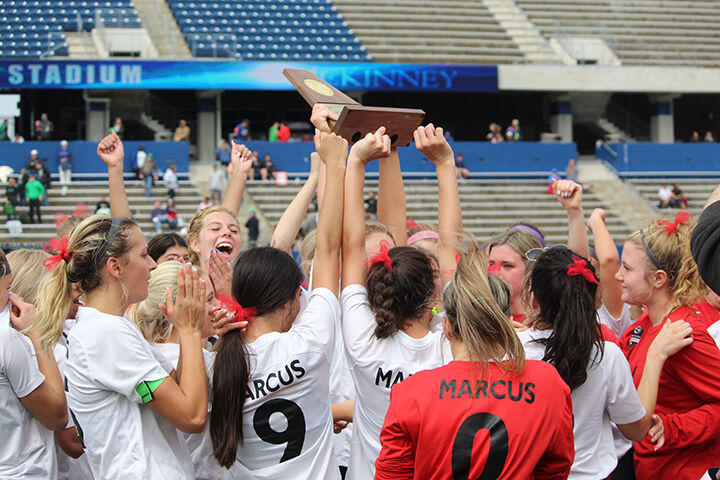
[35, 262, 74, 352]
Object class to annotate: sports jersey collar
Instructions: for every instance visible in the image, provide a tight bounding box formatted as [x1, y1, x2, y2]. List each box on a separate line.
[246, 330, 282, 349]
[395, 329, 439, 349]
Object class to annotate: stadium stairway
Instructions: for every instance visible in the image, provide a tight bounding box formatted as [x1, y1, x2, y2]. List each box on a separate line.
[245, 178, 637, 245]
[0, 177, 203, 250]
[626, 177, 719, 219]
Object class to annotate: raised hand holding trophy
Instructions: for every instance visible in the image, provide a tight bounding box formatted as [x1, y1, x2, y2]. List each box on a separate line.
[283, 68, 426, 147]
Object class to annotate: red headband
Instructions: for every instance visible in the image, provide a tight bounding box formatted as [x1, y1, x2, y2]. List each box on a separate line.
[368, 242, 393, 272]
[43, 235, 71, 271]
[216, 294, 257, 326]
[659, 211, 690, 235]
[566, 254, 599, 284]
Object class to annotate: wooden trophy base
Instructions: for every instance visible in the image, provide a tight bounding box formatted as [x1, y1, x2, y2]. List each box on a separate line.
[283, 68, 425, 146]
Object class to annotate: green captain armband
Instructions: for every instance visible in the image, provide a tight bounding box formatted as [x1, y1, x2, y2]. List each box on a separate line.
[135, 378, 165, 404]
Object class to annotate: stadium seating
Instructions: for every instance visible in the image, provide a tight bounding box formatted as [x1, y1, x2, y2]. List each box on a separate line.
[0, 0, 141, 58]
[627, 177, 717, 218]
[332, 0, 525, 64]
[246, 178, 636, 245]
[515, 0, 720, 67]
[0, 175, 202, 249]
[167, 0, 370, 60]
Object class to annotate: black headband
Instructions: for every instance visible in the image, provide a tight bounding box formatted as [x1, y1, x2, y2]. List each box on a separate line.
[640, 229, 663, 271]
[94, 216, 122, 267]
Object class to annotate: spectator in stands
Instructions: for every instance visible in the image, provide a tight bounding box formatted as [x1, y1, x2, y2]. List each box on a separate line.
[268, 121, 279, 142]
[58, 139, 71, 195]
[152, 199, 179, 232]
[234, 119, 250, 141]
[173, 119, 190, 142]
[705, 131, 715, 142]
[3, 196, 16, 221]
[197, 196, 212, 211]
[0, 120, 8, 141]
[506, 118, 521, 142]
[365, 191, 377, 220]
[455, 153, 469, 179]
[33, 160, 51, 206]
[671, 183, 688, 208]
[208, 163, 226, 204]
[214, 140, 231, 166]
[261, 154, 276, 180]
[690, 131, 701, 142]
[250, 154, 265, 180]
[486, 122, 501, 141]
[491, 130, 505, 143]
[95, 196, 111, 216]
[163, 164, 179, 199]
[566, 158, 578, 182]
[5, 177, 20, 210]
[12, 132, 24, 143]
[24, 174, 44, 223]
[658, 183, 673, 208]
[109, 117, 124, 139]
[139, 152, 157, 197]
[277, 121, 291, 142]
[150, 201, 164, 229]
[245, 209, 259, 248]
[35, 113, 53, 140]
[547, 168, 560, 194]
[134, 144, 147, 180]
[27, 149, 42, 169]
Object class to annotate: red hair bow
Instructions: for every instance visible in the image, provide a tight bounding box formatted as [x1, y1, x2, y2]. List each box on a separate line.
[216, 294, 257, 325]
[42, 235, 71, 271]
[659, 211, 691, 235]
[368, 242, 393, 272]
[488, 262, 501, 275]
[54, 212, 69, 227]
[566, 254, 598, 284]
[406, 218, 418, 230]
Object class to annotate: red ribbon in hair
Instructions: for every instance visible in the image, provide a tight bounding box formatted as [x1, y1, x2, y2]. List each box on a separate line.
[368, 242, 393, 272]
[54, 212, 69, 227]
[216, 294, 257, 325]
[488, 262, 501, 275]
[42, 235, 71, 271]
[73, 202, 91, 217]
[406, 217, 418, 230]
[659, 210, 691, 235]
[566, 254, 599, 284]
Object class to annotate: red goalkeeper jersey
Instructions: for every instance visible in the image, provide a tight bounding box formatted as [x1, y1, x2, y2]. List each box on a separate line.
[620, 306, 720, 480]
[375, 360, 574, 480]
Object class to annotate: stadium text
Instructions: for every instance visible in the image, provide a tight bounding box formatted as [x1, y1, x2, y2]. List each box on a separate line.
[7, 63, 142, 86]
[325, 68, 458, 90]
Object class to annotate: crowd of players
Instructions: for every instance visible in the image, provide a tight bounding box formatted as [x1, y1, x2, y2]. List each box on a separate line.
[1, 104, 719, 480]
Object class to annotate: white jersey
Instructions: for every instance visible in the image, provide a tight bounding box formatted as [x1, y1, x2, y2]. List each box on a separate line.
[518, 329, 646, 480]
[153, 342, 227, 480]
[54, 328, 95, 480]
[301, 285, 354, 469]
[597, 303, 634, 338]
[65, 306, 194, 480]
[341, 284, 452, 480]
[0, 302, 57, 479]
[229, 287, 341, 480]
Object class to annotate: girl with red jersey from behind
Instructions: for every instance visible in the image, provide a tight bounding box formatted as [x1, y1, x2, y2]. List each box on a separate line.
[616, 213, 720, 479]
[518, 246, 664, 479]
[375, 247, 574, 480]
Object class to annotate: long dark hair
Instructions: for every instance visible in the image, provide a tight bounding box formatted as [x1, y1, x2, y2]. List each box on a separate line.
[529, 246, 603, 391]
[365, 246, 434, 339]
[210, 246, 303, 468]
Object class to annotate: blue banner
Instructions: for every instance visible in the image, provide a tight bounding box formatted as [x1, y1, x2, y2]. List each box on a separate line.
[596, 142, 720, 173]
[0, 60, 497, 92]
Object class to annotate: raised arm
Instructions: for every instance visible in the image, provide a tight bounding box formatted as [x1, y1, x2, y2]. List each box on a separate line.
[313, 131, 347, 296]
[310, 104, 337, 215]
[555, 179, 589, 259]
[221, 142, 253, 216]
[342, 128, 391, 289]
[270, 152, 320, 254]
[587, 208, 624, 317]
[152, 264, 208, 433]
[97, 132, 131, 218]
[414, 124, 461, 284]
[10, 296, 68, 431]
[378, 148, 407, 246]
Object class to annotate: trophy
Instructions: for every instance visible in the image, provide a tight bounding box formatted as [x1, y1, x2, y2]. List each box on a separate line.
[283, 68, 426, 147]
